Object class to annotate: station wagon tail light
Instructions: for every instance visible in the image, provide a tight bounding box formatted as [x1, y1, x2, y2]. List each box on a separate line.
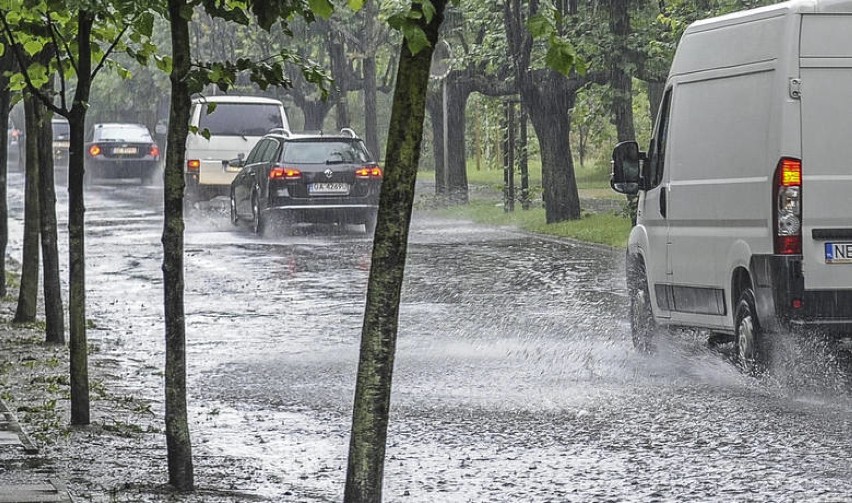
[88, 145, 102, 157]
[355, 166, 382, 179]
[149, 144, 160, 158]
[774, 157, 802, 255]
[187, 159, 200, 173]
[269, 166, 301, 180]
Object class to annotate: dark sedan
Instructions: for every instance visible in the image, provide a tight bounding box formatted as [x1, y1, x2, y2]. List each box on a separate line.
[85, 123, 161, 184]
[229, 130, 381, 235]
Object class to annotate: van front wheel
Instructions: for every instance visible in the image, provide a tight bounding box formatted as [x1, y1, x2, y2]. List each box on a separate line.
[629, 261, 655, 354]
[735, 288, 769, 375]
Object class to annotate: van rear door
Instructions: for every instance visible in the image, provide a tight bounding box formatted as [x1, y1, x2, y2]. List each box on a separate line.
[799, 14, 852, 290]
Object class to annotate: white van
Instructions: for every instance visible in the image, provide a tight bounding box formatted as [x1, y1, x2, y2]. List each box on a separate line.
[185, 95, 289, 202]
[611, 0, 852, 373]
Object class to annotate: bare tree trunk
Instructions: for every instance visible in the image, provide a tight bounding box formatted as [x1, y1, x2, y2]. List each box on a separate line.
[15, 92, 40, 323]
[343, 2, 447, 501]
[609, 0, 636, 141]
[163, 0, 195, 491]
[362, 1, 380, 159]
[328, 30, 351, 130]
[426, 88, 446, 197]
[445, 77, 471, 205]
[0, 58, 11, 299]
[35, 79, 65, 345]
[67, 10, 95, 427]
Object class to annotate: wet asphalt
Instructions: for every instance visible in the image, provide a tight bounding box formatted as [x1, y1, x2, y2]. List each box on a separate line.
[9, 171, 852, 502]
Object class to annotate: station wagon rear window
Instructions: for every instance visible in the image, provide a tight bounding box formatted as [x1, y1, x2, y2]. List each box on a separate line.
[199, 103, 283, 137]
[282, 141, 370, 164]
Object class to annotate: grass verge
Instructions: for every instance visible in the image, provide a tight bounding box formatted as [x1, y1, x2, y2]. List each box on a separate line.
[432, 200, 631, 248]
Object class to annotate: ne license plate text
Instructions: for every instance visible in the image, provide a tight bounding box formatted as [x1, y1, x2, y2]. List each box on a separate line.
[825, 242, 852, 264]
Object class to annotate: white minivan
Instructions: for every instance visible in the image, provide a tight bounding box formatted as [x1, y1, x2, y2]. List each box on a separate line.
[185, 95, 289, 202]
[611, 0, 852, 372]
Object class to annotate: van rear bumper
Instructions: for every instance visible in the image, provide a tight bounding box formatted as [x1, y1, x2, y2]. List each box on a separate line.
[752, 255, 852, 335]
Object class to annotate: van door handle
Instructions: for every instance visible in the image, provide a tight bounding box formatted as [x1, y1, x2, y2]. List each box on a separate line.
[660, 187, 667, 218]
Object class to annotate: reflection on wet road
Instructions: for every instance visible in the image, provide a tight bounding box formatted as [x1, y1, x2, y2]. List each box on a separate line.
[17, 176, 852, 501]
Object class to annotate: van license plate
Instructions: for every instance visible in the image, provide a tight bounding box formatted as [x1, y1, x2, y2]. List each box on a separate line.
[308, 183, 349, 195]
[825, 242, 852, 264]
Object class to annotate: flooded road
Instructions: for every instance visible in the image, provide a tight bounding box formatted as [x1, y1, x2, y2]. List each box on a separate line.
[9, 171, 852, 501]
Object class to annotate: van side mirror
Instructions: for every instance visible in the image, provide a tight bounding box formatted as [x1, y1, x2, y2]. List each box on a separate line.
[611, 141, 644, 195]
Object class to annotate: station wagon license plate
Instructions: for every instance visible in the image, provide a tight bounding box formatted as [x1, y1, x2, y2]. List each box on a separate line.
[825, 242, 852, 264]
[112, 146, 138, 155]
[308, 182, 349, 195]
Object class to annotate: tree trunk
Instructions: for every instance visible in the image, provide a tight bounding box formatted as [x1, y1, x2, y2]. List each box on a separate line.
[445, 78, 471, 205]
[425, 88, 446, 197]
[526, 82, 580, 222]
[15, 92, 40, 323]
[66, 11, 96, 427]
[362, 1, 380, 159]
[163, 0, 195, 491]
[0, 61, 11, 299]
[609, 0, 635, 141]
[343, 2, 447, 501]
[328, 30, 351, 130]
[301, 101, 332, 131]
[35, 79, 65, 345]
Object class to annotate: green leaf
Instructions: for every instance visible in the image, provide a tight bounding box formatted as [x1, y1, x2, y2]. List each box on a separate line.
[419, 0, 436, 23]
[527, 13, 553, 38]
[138, 12, 155, 38]
[347, 0, 364, 11]
[544, 37, 576, 76]
[308, 0, 334, 19]
[200, 128, 211, 140]
[206, 102, 217, 115]
[402, 24, 430, 56]
[23, 40, 44, 57]
[0, 44, 4, 57]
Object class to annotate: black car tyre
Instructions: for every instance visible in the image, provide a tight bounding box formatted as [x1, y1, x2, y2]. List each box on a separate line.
[251, 192, 265, 235]
[628, 258, 655, 354]
[735, 287, 770, 375]
[365, 211, 378, 236]
[230, 192, 239, 226]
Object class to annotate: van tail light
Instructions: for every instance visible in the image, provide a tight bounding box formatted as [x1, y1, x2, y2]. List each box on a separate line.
[186, 159, 200, 173]
[270, 165, 301, 180]
[355, 165, 382, 179]
[773, 157, 802, 255]
[149, 144, 160, 158]
[88, 144, 102, 157]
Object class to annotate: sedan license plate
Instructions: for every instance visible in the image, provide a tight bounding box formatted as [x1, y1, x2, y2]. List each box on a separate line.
[308, 182, 350, 195]
[825, 242, 852, 264]
[112, 146, 138, 155]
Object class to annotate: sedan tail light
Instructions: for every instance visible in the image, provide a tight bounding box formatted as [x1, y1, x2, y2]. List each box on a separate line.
[149, 144, 160, 158]
[355, 165, 382, 179]
[88, 144, 102, 157]
[270, 166, 302, 180]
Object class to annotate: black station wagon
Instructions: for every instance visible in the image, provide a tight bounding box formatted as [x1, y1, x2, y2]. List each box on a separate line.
[229, 129, 382, 235]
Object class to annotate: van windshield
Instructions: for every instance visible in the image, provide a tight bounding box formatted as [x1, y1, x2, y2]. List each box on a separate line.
[199, 103, 283, 137]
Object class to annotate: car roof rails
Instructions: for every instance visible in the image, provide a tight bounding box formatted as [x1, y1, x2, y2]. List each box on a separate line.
[268, 128, 290, 137]
[340, 128, 358, 138]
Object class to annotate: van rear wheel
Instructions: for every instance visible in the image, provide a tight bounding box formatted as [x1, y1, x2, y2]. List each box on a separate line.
[735, 288, 769, 375]
[629, 260, 655, 354]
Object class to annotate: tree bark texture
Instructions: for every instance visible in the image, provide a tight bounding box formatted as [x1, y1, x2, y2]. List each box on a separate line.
[0, 65, 10, 299]
[362, 1, 380, 159]
[343, 2, 447, 501]
[425, 88, 446, 197]
[15, 92, 40, 323]
[328, 29, 351, 130]
[163, 0, 195, 491]
[35, 79, 65, 345]
[609, 0, 636, 141]
[504, 0, 584, 222]
[445, 76, 472, 205]
[68, 10, 95, 427]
